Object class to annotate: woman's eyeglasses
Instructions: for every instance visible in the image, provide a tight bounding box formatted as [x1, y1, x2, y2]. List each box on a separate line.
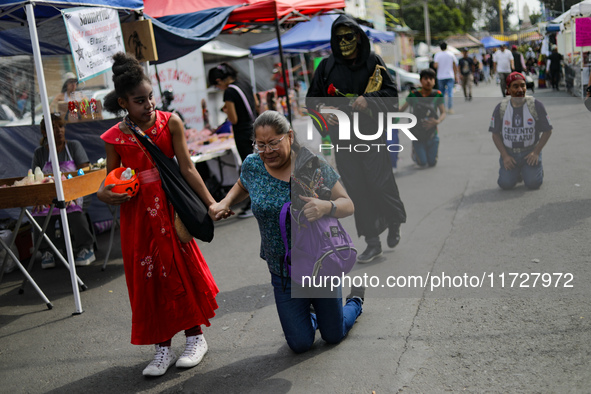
[252, 135, 287, 153]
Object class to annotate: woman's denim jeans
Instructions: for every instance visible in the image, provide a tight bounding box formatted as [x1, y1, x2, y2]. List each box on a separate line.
[271, 273, 362, 353]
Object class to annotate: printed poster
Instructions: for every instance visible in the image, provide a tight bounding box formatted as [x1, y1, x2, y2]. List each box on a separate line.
[576, 17, 591, 47]
[62, 7, 124, 82]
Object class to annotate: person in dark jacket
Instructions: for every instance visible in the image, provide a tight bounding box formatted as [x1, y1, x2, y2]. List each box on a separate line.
[208, 63, 258, 217]
[511, 45, 525, 74]
[306, 15, 406, 263]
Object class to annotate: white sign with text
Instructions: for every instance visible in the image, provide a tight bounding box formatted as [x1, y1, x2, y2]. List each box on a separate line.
[63, 7, 124, 82]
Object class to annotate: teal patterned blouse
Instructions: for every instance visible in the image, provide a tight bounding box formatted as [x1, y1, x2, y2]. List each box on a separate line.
[240, 152, 339, 276]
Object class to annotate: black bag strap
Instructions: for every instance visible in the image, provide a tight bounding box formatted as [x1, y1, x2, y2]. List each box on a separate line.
[124, 116, 158, 168]
[228, 83, 255, 122]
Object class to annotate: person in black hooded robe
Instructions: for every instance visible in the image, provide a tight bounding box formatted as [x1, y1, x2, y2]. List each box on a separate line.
[306, 14, 406, 263]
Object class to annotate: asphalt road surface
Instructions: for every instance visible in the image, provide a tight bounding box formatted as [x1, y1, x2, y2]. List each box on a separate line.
[1, 80, 590, 393]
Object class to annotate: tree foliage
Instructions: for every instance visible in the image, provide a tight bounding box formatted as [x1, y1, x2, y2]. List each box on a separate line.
[529, 12, 542, 25]
[481, 0, 515, 32]
[396, 0, 492, 39]
[398, 0, 466, 40]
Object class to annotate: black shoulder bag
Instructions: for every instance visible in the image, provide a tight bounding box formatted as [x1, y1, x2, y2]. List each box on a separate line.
[126, 116, 214, 243]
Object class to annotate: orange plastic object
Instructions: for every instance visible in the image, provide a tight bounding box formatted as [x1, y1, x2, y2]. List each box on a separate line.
[105, 167, 140, 197]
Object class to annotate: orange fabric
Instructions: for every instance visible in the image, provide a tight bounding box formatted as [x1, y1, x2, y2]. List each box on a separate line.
[101, 111, 218, 345]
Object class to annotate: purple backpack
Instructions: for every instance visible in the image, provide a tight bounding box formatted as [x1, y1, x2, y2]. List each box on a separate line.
[280, 201, 357, 284]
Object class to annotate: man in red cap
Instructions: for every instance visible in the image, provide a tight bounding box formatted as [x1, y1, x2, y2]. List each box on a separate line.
[488, 72, 553, 190]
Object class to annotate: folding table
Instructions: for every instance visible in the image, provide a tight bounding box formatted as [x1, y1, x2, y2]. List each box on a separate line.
[0, 168, 106, 309]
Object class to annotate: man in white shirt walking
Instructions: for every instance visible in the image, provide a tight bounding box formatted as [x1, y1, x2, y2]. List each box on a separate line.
[433, 42, 459, 114]
[493, 44, 514, 97]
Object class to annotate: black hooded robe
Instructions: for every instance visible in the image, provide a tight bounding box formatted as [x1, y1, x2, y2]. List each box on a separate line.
[306, 14, 406, 240]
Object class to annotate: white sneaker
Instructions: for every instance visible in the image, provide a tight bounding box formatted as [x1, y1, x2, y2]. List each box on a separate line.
[142, 345, 176, 377]
[176, 334, 208, 368]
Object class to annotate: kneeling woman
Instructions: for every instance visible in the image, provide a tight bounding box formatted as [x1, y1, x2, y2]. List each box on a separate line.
[210, 110, 363, 353]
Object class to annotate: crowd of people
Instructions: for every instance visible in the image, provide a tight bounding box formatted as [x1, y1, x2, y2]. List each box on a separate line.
[16, 15, 558, 380]
[421, 41, 554, 188]
[90, 15, 404, 377]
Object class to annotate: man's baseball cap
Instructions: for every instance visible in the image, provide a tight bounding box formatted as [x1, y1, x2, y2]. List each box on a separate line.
[506, 71, 525, 86]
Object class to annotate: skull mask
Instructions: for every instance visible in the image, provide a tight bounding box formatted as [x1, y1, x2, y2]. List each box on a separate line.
[336, 26, 358, 58]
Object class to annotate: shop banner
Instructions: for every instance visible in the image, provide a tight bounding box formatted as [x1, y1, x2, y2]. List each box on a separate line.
[576, 17, 591, 47]
[63, 7, 124, 82]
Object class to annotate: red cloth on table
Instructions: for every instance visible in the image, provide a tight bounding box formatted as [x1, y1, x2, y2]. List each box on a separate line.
[101, 110, 218, 345]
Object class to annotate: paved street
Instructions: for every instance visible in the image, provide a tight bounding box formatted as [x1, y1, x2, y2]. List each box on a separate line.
[1, 80, 590, 393]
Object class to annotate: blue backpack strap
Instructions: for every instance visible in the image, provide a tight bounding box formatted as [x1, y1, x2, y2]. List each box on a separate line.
[279, 201, 291, 275]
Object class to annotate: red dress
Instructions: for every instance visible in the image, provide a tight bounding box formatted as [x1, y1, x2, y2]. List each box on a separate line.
[101, 111, 218, 345]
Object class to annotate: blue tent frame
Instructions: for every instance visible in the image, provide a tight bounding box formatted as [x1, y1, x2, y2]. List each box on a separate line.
[481, 36, 507, 48]
[250, 14, 395, 56]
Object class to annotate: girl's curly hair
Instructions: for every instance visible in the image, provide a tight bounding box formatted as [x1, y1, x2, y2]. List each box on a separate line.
[103, 52, 151, 116]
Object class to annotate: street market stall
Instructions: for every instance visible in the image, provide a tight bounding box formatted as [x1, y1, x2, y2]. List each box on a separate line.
[0, 0, 143, 313]
[551, 0, 591, 96]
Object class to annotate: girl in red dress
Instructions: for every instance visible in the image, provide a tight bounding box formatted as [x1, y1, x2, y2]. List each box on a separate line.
[97, 53, 219, 377]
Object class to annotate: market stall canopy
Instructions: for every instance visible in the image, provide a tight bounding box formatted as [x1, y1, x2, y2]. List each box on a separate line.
[143, 0, 244, 18]
[142, 0, 345, 64]
[0, 0, 144, 313]
[225, 0, 346, 30]
[552, 0, 591, 31]
[250, 13, 395, 56]
[199, 39, 250, 63]
[0, 0, 143, 56]
[445, 34, 483, 49]
[146, 5, 240, 64]
[480, 36, 507, 48]
[200, 40, 250, 58]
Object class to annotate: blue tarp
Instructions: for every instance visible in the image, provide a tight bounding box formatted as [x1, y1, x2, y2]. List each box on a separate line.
[0, 0, 143, 21]
[480, 36, 507, 48]
[146, 6, 239, 64]
[250, 14, 395, 56]
[546, 24, 561, 32]
[0, 0, 143, 56]
[0, 0, 234, 64]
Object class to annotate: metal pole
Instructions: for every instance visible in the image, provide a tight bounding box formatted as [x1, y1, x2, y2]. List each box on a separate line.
[423, 0, 431, 52]
[26, 3, 83, 314]
[274, 15, 292, 123]
[499, 0, 504, 35]
[30, 56, 35, 125]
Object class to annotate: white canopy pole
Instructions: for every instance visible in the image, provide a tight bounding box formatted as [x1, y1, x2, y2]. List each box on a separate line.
[26, 3, 83, 314]
[248, 53, 257, 94]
